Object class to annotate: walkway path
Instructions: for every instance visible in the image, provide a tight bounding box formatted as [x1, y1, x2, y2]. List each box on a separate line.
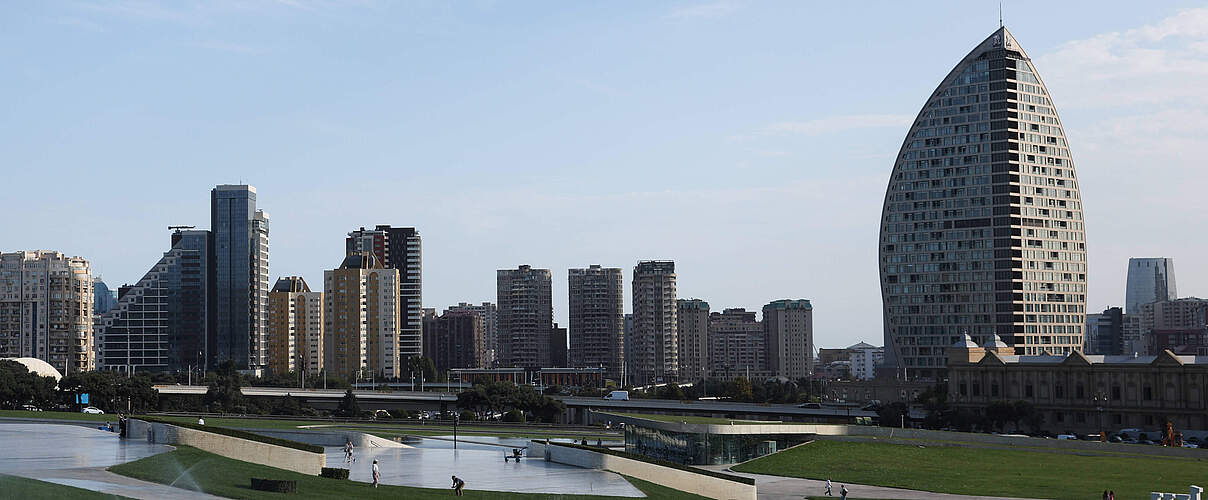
[11, 467, 226, 500]
[703, 467, 1043, 500]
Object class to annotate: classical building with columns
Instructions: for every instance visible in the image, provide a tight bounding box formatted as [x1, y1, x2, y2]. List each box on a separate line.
[947, 335, 1208, 434]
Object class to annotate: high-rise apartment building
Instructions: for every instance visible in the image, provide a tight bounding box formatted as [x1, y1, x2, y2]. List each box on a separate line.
[211, 185, 270, 370]
[568, 265, 624, 379]
[676, 299, 709, 382]
[323, 254, 400, 379]
[97, 230, 209, 373]
[763, 299, 814, 379]
[346, 226, 422, 361]
[422, 311, 485, 373]
[879, 27, 1088, 379]
[446, 302, 497, 366]
[0, 251, 94, 372]
[496, 265, 553, 369]
[709, 308, 765, 379]
[267, 276, 323, 376]
[551, 322, 568, 368]
[1140, 298, 1208, 355]
[1125, 258, 1177, 314]
[631, 261, 677, 385]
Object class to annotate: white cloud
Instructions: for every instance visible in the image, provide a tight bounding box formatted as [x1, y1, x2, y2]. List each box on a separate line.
[760, 114, 913, 136]
[668, 1, 739, 20]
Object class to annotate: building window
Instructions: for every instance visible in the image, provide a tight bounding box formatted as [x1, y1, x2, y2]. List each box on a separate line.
[1111, 385, 1120, 400]
[959, 383, 968, 396]
[972, 382, 981, 396]
[1055, 385, 1064, 398]
[1055, 412, 1064, 423]
[1143, 386, 1153, 400]
[991, 383, 1000, 397]
[1075, 384, 1085, 399]
[1025, 384, 1034, 397]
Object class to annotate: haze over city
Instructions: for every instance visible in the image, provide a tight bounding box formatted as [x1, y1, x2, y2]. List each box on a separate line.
[4, 1, 1207, 349]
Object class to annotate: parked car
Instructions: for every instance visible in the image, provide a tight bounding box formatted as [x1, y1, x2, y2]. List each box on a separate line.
[21, 405, 41, 412]
[798, 402, 822, 409]
[81, 406, 104, 415]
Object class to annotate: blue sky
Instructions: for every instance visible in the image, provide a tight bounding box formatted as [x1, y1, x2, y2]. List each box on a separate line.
[4, 1, 1207, 349]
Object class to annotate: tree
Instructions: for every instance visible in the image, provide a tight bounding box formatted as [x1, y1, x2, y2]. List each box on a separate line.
[726, 377, 754, 402]
[205, 360, 243, 413]
[878, 402, 909, 428]
[337, 388, 361, 417]
[0, 360, 56, 410]
[985, 401, 1015, 432]
[405, 356, 438, 383]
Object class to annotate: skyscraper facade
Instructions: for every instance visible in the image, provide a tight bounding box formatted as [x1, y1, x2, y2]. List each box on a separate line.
[1085, 307, 1124, 355]
[347, 226, 422, 360]
[676, 298, 709, 382]
[496, 265, 553, 369]
[93, 277, 118, 315]
[567, 265, 624, 379]
[631, 260, 677, 384]
[550, 322, 568, 368]
[97, 230, 209, 373]
[0, 251, 94, 372]
[445, 302, 497, 366]
[323, 254, 400, 379]
[267, 276, 323, 376]
[1125, 258, 1176, 314]
[763, 299, 814, 380]
[211, 185, 270, 370]
[879, 27, 1088, 379]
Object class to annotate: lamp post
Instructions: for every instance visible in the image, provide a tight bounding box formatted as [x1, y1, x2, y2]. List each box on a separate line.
[1092, 391, 1108, 440]
[453, 412, 459, 450]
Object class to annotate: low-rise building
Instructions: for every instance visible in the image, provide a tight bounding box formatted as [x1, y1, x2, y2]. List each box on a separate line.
[849, 345, 884, 381]
[947, 335, 1208, 434]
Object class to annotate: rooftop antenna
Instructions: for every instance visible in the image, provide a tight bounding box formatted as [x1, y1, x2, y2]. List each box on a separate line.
[999, 2, 1003, 28]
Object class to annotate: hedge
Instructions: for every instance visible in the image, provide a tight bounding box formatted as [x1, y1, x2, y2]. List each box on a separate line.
[536, 441, 756, 485]
[251, 478, 297, 493]
[320, 467, 350, 480]
[134, 416, 324, 453]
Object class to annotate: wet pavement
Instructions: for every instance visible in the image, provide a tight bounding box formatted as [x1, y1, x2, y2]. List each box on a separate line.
[330, 435, 644, 497]
[0, 423, 222, 499]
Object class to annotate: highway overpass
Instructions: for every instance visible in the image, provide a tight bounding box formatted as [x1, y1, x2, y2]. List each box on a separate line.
[154, 385, 885, 424]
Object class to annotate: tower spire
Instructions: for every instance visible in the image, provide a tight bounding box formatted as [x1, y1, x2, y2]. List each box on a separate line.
[999, 2, 1003, 28]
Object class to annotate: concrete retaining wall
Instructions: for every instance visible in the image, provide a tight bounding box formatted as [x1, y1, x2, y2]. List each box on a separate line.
[253, 429, 410, 449]
[128, 420, 326, 475]
[529, 441, 755, 500]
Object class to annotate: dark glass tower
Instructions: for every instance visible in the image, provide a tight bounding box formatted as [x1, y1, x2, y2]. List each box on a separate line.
[879, 28, 1087, 379]
[210, 185, 269, 370]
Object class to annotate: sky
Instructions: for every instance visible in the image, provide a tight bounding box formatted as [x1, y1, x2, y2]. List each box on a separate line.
[4, 1, 1207, 350]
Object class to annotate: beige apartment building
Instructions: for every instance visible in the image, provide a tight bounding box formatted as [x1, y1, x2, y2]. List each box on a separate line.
[324, 254, 400, 380]
[676, 298, 709, 382]
[764, 299, 814, 380]
[631, 261, 677, 385]
[0, 250, 94, 372]
[267, 276, 323, 376]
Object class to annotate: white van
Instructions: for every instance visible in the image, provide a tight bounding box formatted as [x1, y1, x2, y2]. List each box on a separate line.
[603, 390, 629, 401]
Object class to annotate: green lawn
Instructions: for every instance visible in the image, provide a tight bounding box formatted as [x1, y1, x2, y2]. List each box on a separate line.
[734, 439, 1208, 500]
[603, 412, 800, 425]
[0, 474, 133, 499]
[0, 409, 117, 423]
[110, 446, 706, 499]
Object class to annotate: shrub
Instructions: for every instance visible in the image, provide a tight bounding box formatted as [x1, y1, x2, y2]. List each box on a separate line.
[319, 467, 350, 480]
[250, 478, 296, 493]
[503, 410, 525, 422]
[459, 410, 477, 422]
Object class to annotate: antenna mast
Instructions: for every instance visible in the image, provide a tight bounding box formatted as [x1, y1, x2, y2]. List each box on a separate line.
[999, 2, 1003, 28]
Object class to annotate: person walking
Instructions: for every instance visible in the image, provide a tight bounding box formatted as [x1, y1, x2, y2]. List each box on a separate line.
[840, 485, 848, 500]
[1109, 491, 1115, 500]
[451, 475, 465, 496]
[1102, 490, 1108, 500]
[371, 459, 380, 488]
[825, 479, 832, 496]
[344, 440, 355, 463]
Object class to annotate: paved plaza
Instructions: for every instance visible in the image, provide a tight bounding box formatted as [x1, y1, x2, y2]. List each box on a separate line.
[0, 423, 223, 499]
[332, 435, 644, 497]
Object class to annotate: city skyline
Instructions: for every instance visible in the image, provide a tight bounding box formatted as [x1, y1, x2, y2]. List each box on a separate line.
[5, 3, 1208, 350]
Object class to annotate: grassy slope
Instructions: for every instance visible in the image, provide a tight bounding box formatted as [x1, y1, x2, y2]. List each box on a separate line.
[110, 446, 706, 500]
[0, 409, 116, 422]
[0, 474, 133, 499]
[733, 439, 1208, 500]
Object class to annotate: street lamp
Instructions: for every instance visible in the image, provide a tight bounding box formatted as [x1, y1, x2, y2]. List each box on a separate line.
[1092, 391, 1108, 440]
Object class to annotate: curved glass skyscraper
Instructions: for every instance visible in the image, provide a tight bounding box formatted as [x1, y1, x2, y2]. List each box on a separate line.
[879, 27, 1087, 379]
